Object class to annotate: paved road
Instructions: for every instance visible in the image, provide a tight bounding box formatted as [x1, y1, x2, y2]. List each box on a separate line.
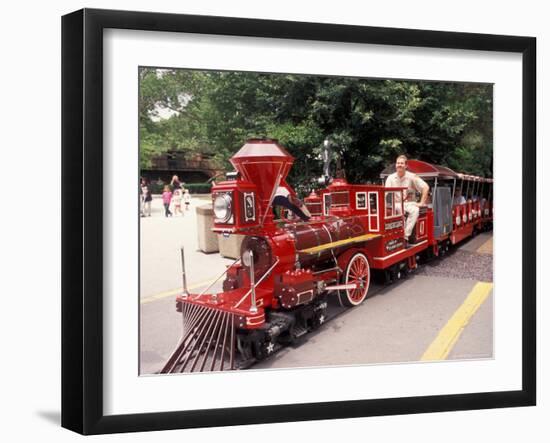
[254, 275, 490, 370]
[140, 195, 234, 300]
[139, 197, 493, 374]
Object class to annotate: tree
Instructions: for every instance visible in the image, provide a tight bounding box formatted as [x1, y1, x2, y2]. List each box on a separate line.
[139, 68, 493, 188]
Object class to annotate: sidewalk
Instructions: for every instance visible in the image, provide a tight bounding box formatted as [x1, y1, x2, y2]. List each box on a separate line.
[139, 194, 233, 299]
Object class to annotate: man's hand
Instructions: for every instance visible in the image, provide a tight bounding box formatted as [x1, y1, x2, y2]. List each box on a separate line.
[419, 185, 429, 208]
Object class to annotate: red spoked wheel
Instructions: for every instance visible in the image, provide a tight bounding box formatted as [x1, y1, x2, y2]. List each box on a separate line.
[341, 252, 370, 307]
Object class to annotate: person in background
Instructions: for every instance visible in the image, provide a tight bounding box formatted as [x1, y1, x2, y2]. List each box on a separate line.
[140, 178, 152, 217]
[140, 179, 145, 217]
[172, 188, 183, 216]
[143, 182, 152, 217]
[170, 175, 182, 191]
[183, 188, 191, 211]
[162, 185, 173, 217]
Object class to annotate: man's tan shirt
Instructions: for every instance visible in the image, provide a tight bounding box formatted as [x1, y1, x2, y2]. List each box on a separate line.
[385, 171, 429, 204]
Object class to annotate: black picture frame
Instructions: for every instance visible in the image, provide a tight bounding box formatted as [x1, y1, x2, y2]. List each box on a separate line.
[61, 8, 536, 435]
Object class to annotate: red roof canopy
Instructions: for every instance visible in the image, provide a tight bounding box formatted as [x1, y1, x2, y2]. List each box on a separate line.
[380, 159, 458, 179]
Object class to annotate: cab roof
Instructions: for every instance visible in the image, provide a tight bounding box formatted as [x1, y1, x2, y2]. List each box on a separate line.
[380, 159, 457, 179]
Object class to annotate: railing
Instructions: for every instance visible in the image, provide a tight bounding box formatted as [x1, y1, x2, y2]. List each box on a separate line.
[178, 246, 241, 301]
[235, 256, 280, 311]
[180, 246, 279, 313]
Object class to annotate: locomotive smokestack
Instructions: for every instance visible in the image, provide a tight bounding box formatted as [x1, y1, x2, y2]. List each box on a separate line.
[230, 138, 295, 226]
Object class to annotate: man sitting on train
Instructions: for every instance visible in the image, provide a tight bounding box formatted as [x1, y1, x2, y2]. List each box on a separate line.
[272, 185, 311, 222]
[385, 154, 429, 245]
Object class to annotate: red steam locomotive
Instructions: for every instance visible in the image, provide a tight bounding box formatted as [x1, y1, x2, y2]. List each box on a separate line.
[161, 139, 493, 373]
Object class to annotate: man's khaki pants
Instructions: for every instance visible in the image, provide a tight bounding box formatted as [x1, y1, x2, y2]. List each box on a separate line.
[403, 201, 419, 239]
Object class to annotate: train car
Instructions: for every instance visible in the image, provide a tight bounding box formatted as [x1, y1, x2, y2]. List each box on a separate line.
[161, 139, 492, 374]
[380, 160, 493, 248]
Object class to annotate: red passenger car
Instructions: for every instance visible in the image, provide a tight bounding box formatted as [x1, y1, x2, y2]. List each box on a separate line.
[161, 139, 492, 373]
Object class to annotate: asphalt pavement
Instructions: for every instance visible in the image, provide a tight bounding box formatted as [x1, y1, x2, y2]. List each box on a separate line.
[139, 195, 233, 300]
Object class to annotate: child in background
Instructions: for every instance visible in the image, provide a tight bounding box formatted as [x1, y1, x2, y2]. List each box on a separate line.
[183, 188, 191, 211]
[172, 188, 183, 216]
[162, 185, 172, 217]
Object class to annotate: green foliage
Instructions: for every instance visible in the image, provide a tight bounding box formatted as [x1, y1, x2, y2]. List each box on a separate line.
[147, 181, 211, 194]
[184, 183, 213, 194]
[139, 68, 493, 189]
[148, 180, 166, 195]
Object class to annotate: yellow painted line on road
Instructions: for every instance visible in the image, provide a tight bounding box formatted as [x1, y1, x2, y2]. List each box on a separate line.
[476, 237, 493, 255]
[421, 282, 493, 361]
[140, 278, 216, 304]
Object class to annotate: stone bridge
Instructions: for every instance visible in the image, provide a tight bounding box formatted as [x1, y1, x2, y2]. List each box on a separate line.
[141, 151, 225, 184]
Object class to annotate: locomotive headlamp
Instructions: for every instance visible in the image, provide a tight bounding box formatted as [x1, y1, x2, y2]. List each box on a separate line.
[213, 193, 233, 222]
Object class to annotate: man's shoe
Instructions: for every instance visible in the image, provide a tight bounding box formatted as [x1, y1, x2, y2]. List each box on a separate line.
[405, 237, 418, 248]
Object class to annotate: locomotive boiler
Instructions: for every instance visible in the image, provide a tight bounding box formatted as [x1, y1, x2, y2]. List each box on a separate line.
[161, 138, 493, 374]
